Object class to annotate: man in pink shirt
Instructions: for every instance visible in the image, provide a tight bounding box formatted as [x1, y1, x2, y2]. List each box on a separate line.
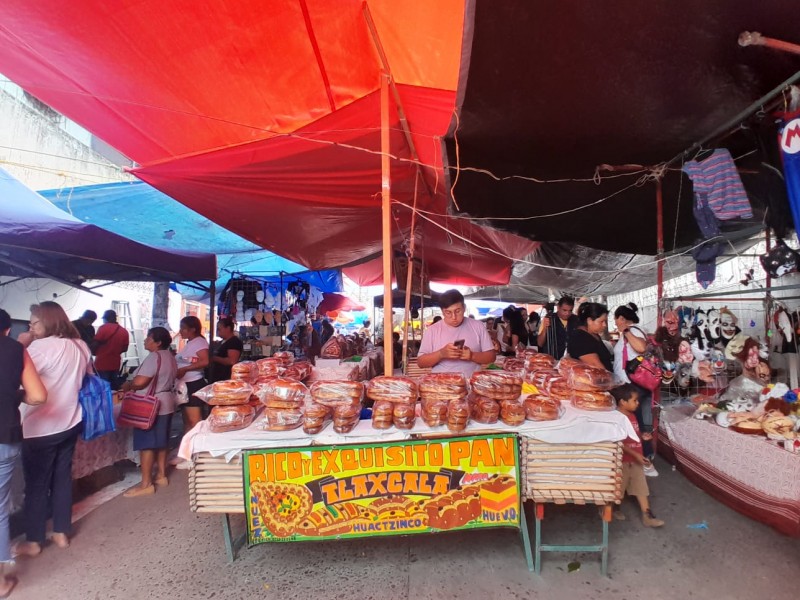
[417, 290, 496, 378]
[93, 309, 130, 390]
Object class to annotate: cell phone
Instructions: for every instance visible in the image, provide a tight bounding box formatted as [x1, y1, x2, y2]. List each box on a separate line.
[454, 339, 465, 349]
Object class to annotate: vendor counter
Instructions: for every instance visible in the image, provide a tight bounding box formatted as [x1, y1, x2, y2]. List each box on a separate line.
[658, 404, 800, 537]
[181, 405, 634, 573]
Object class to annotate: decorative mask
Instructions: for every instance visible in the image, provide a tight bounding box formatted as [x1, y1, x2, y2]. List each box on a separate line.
[663, 310, 679, 336]
[719, 308, 738, 341]
[755, 360, 771, 385]
[661, 361, 676, 384]
[727, 396, 756, 412]
[710, 349, 726, 374]
[676, 306, 695, 339]
[676, 363, 692, 388]
[707, 309, 720, 340]
[695, 310, 707, 341]
[745, 345, 759, 370]
[678, 340, 694, 365]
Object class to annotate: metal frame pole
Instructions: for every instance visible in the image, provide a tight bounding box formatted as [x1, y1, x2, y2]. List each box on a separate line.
[381, 72, 394, 376]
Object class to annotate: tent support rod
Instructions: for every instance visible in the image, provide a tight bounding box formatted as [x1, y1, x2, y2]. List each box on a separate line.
[667, 68, 800, 167]
[209, 279, 216, 345]
[663, 282, 800, 302]
[176, 281, 209, 293]
[0, 256, 103, 297]
[362, 2, 434, 202]
[381, 72, 393, 376]
[0, 277, 26, 287]
[656, 179, 664, 328]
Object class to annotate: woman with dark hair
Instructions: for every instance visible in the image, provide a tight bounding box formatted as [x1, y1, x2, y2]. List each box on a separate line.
[0, 309, 46, 594]
[174, 316, 209, 454]
[15, 302, 90, 556]
[320, 319, 335, 345]
[120, 327, 178, 496]
[613, 303, 657, 472]
[208, 317, 243, 383]
[568, 302, 612, 371]
[506, 308, 529, 354]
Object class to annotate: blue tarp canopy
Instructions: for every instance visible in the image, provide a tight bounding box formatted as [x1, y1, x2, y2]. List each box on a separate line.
[0, 168, 216, 286]
[39, 180, 342, 293]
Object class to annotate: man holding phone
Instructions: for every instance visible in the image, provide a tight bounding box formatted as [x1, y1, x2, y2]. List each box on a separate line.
[417, 289, 496, 378]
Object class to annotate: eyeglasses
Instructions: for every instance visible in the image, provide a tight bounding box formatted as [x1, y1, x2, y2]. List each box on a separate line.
[443, 308, 464, 318]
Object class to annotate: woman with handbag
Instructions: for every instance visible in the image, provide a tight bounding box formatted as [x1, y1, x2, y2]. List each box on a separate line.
[0, 309, 46, 597]
[120, 327, 178, 497]
[613, 303, 657, 475]
[14, 302, 90, 557]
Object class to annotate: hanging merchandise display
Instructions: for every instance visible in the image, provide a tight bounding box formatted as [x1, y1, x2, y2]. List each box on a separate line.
[759, 239, 800, 278]
[779, 113, 800, 241]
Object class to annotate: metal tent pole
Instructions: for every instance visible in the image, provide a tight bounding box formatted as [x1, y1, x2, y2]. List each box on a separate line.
[380, 72, 393, 376]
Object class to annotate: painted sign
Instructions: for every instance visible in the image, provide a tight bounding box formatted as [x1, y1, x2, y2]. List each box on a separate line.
[243, 434, 520, 544]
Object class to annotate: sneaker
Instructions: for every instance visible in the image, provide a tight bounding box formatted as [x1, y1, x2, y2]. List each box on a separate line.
[643, 463, 659, 477]
[642, 509, 664, 528]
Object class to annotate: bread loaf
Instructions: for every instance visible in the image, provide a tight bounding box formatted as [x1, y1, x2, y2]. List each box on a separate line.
[366, 376, 418, 404]
[230, 361, 258, 382]
[470, 371, 522, 401]
[471, 396, 500, 424]
[208, 405, 256, 433]
[571, 389, 615, 411]
[206, 380, 253, 405]
[499, 399, 526, 426]
[523, 395, 562, 421]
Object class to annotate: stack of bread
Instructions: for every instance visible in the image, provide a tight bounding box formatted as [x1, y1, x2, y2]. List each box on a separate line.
[256, 357, 281, 376]
[257, 377, 307, 431]
[447, 398, 470, 432]
[523, 394, 563, 421]
[558, 359, 615, 411]
[309, 381, 364, 434]
[283, 360, 313, 382]
[208, 405, 256, 433]
[502, 358, 526, 376]
[302, 403, 331, 434]
[366, 376, 418, 430]
[419, 373, 468, 428]
[195, 380, 257, 433]
[523, 350, 557, 371]
[271, 351, 294, 368]
[470, 371, 524, 427]
[231, 361, 258, 383]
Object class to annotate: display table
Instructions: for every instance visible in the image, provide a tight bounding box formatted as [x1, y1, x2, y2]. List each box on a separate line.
[73, 405, 136, 479]
[183, 406, 631, 570]
[658, 405, 800, 537]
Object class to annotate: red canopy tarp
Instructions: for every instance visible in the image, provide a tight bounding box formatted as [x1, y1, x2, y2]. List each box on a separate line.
[0, 0, 534, 284]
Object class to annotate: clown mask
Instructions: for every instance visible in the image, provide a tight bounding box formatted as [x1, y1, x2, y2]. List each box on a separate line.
[719, 310, 737, 341]
[661, 361, 676, 384]
[710, 349, 726, 374]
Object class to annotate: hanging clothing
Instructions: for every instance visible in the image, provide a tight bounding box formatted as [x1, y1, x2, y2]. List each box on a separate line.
[682, 148, 753, 220]
[779, 114, 800, 241]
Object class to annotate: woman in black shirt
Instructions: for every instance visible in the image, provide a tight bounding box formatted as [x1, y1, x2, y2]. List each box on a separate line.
[208, 317, 244, 382]
[568, 302, 613, 371]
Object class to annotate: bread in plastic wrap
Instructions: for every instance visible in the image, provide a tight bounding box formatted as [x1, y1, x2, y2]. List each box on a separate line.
[392, 402, 416, 430]
[571, 389, 615, 411]
[556, 356, 584, 377]
[194, 380, 253, 406]
[447, 399, 470, 433]
[271, 351, 295, 367]
[332, 404, 360, 434]
[471, 396, 500, 424]
[522, 351, 557, 371]
[565, 363, 615, 391]
[256, 357, 282, 377]
[547, 377, 572, 401]
[523, 395, 563, 421]
[366, 376, 418, 404]
[420, 396, 448, 427]
[283, 360, 313, 382]
[303, 403, 331, 434]
[501, 358, 526, 376]
[260, 407, 304, 431]
[230, 361, 258, 383]
[469, 371, 522, 401]
[419, 373, 467, 395]
[256, 377, 308, 408]
[499, 399, 526, 426]
[208, 405, 256, 433]
[309, 380, 364, 408]
[372, 399, 394, 429]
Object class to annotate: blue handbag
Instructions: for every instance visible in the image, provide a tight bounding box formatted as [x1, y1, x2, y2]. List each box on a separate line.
[73, 341, 116, 441]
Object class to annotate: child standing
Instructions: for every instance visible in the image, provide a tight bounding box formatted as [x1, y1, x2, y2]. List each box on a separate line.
[611, 384, 665, 528]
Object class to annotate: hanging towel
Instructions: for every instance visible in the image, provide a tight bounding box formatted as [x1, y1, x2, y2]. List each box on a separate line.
[683, 148, 753, 220]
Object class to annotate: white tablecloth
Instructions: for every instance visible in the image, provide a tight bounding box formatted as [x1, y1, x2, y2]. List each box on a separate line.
[179, 403, 635, 463]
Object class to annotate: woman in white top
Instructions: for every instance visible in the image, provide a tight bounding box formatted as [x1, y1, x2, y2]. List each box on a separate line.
[120, 327, 178, 497]
[175, 316, 209, 435]
[16, 302, 90, 557]
[613, 303, 657, 472]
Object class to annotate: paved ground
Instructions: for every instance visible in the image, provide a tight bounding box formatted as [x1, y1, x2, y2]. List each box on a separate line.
[8, 456, 799, 600]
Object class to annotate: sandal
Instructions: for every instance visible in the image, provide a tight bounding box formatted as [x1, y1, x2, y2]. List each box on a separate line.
[11, 542, 41, 558]
[51, 533, 70, 549]
[0, 576, 17, 599]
